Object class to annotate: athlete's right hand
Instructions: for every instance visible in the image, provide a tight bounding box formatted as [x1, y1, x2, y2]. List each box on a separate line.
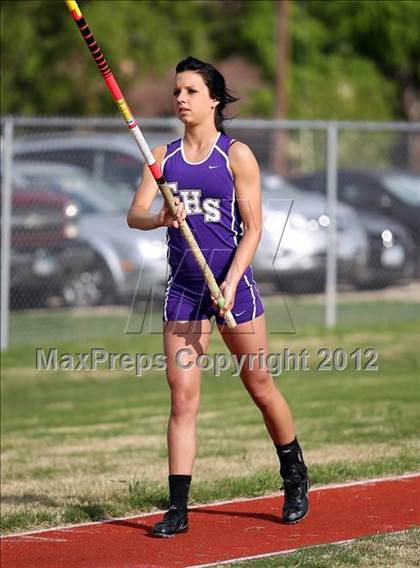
[158, 196, 186, 229]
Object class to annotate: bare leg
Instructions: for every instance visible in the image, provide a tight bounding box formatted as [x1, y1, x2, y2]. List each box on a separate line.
[163, 319, 212, 474]
[218, 314, 310, 524]
[218, 314, 295, 444]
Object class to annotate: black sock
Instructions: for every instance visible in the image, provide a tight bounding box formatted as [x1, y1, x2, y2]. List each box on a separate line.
[168, 474, 191, 510]
[275, 437, 307, 479]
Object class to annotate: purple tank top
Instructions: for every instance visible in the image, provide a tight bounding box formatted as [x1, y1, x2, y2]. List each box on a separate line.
[162, 132, 252, 289]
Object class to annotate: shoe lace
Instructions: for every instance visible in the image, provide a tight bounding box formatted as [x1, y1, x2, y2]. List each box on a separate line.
[281, 465, 305, 500]
[163, 506, 185, 521]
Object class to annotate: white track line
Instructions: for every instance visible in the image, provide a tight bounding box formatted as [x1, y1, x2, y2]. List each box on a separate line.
[5, 535, 68, 543]
[2, 472, 419, 540]
[186, 529, 415, 568]
[187, 538, 358, 568]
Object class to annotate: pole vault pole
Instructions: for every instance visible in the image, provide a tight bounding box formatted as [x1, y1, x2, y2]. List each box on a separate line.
[64, 0, 236, 328]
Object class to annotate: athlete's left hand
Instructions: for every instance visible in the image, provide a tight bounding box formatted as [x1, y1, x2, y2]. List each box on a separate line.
[211, 279, 237, 317]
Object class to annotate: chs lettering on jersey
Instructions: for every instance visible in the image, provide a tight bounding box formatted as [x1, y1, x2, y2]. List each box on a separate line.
[167, 183, 222, 223]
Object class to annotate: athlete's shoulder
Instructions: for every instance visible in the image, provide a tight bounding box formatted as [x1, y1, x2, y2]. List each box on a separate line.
[151, 145, 168, 162]
[228, 141, 259, 174]
[228, 139, 252, 155]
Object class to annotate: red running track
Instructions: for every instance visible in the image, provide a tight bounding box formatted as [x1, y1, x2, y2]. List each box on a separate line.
[1, 474, 419, 568]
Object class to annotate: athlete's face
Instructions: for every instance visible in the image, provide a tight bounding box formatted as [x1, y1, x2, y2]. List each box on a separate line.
[173, 71, 219, 126]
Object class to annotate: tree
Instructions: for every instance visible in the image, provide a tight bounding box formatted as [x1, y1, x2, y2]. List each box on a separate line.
[1, 0, 215, 115]
[302, 0, 420, 120]
[212, 0, 418, 121]
[2, 0, 419, 124]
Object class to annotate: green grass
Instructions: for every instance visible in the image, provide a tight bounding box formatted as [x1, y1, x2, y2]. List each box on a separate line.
[1, 299, 420, 536]
[6, 296, 420, 349]
[220, 528, 420, 567]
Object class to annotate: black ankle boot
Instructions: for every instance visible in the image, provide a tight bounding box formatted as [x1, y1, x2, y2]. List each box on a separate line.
[276, 438, 310, 523]
[281, 463, 310, 524]
[151, 505, 189, 538]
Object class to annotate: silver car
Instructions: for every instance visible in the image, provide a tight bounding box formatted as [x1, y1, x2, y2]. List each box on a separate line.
[13, 162, 168, 306]
[254, 174, 368, 292]
[13, 132, 172, 192]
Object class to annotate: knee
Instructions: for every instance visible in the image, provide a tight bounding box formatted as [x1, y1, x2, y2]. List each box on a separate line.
[170, 390, 199, 420]
[245, 375, 275, 410]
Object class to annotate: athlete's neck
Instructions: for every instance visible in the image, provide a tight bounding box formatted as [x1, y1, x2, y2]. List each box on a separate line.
[183, 122, 220, 150]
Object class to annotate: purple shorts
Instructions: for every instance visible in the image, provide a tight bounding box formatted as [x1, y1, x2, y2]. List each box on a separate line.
[162, 274, 264, 325]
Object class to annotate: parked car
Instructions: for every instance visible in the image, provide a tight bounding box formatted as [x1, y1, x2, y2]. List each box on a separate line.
[12, 131, 171, 192]
[287, 170, 418, 286]
[253, 174, 369, 292]
[350, 212, 416, 288]
[7, 185, 94, 309]
[13, 162, 168, 306]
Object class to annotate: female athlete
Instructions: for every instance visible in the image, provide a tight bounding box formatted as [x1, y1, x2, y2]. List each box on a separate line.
[127, 56, 309, 538]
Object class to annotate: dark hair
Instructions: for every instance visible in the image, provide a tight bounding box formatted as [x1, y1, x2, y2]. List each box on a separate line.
[175, 56, 239, 134]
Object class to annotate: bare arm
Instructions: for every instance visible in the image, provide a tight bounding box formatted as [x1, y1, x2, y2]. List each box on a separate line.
[127, 145, 186, 230]
[225, 141, 262, 287]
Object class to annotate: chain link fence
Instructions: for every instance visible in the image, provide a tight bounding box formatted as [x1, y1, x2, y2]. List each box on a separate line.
[1, 117, 420, 348]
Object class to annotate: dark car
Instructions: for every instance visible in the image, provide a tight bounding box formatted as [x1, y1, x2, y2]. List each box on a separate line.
[352, 211, 416, 288]
[7, 186, 94, 308]
[288, 170, 418, 286]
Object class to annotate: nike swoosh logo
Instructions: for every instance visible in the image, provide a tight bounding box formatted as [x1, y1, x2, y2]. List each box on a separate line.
[235, 310, 246, 317]
[209, 165, 220, 169]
